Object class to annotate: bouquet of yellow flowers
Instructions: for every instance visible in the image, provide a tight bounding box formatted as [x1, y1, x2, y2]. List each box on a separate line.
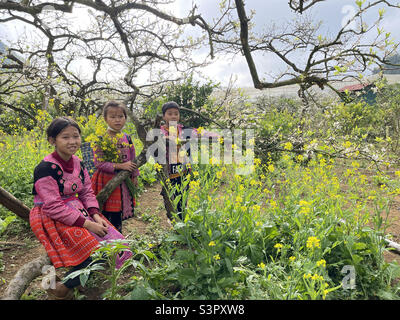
[84, 122, 122, 163]
[86, 122, 137, 198]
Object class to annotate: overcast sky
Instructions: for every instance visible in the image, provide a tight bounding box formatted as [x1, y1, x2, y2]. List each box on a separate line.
[1, 0, 399, 88]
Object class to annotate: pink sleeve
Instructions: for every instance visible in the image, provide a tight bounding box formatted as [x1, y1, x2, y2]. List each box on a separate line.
[78, 168, 100, 210]
[34, 176, 82, 226]
[93, 146, 115, 173]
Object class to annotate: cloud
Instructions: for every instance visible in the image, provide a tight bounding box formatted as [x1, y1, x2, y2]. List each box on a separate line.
[200, 55, 253, 87]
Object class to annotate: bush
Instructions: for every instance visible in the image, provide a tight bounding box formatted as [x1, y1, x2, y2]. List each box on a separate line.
[121, 152, 400, 300]
[142, 76, 219, 128]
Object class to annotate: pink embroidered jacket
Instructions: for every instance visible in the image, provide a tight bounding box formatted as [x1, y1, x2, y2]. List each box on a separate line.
[32, 153, 99, 227]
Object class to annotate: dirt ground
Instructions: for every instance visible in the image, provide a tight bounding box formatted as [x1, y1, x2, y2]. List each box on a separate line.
[0, 182, 171, 300]
[2, 181, 400, 300]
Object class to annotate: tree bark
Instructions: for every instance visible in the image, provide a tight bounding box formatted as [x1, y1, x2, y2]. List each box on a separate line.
[1, 253, 51, 300]
[0, 185, 30, 222]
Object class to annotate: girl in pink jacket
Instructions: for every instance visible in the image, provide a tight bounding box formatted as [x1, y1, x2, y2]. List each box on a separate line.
[30, 117, 131, 299]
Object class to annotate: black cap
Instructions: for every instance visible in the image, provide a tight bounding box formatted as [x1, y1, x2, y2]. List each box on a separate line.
[162, 101, 180, 115]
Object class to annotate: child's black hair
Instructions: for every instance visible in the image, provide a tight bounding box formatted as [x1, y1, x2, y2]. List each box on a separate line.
[162, 101, 180, 115]
[46, 116, 81, 140]
[102, 100, 128, 119]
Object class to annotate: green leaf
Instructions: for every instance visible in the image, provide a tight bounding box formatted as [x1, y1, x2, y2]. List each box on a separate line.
[353, 242, 367, 251]
[165, 233, 185, 243]
[79, 272, 90, 287]
[225, 258, 233, 276]
[129, 285, 154, 300]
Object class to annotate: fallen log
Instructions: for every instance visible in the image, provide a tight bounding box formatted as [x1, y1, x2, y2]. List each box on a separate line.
[0, 185, 30, 222]
[1, 254, 51, 300]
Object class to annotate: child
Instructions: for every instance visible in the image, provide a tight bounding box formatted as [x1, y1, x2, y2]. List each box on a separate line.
[159, 101, 219, 220]
[30, 116, 132, 299]
[91, 101, 139, 233]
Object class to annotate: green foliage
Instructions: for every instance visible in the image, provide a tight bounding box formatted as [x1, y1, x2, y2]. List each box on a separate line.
[136, 162, 157, 187]
[328, 101, 385, 139]
[0, 215, 16, 235]
[2, 81, 400, 300]
[164, 76, 218, 128]
[142, 76, 218, 128]
[0, 92, 43, 134]
[375, 83, 400, 151]
[0, 130, 52, 214]
[118, 154, 400, 300]
[255, 106, 303, 162]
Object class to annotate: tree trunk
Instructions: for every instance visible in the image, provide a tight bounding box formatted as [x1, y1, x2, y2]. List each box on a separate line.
[0, 185, 30, 222]
[1, 254, 51, 300]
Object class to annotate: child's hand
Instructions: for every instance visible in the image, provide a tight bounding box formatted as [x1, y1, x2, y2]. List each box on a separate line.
[115, 161, 137, 172]
[83, 220, 108, 237]
[92, 214, 109, 228]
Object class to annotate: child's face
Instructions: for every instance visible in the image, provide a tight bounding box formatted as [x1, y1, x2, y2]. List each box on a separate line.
[50, 125, 81, 160]
[105, 107, 126, 132]
[163, 108, 180, 126]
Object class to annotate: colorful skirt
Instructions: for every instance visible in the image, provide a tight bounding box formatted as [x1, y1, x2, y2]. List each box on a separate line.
[91, 170, 135, 220]
[30, 200, 132, 269]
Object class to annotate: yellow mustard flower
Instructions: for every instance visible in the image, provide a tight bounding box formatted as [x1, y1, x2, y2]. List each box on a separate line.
[283, 142, 293, 150]
[317, 259, 326, 268]
[306, 236, 321, 249]
[311, 274, 324, 281]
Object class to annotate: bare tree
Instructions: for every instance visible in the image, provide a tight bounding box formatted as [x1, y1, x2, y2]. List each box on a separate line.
[211, 0, 400, 104]
[0, 0, 230, 117]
